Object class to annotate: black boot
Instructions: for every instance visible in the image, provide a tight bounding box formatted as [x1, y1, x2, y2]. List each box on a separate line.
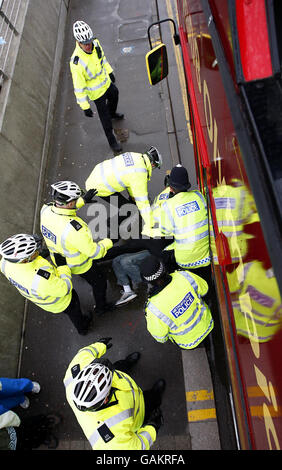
[151, 379, 166, 398]
[111, 112, 124, 120]
[110, 140, 122, 152]
[125, 351, 141, 367]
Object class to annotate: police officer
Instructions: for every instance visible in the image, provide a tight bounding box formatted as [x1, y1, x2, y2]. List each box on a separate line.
[140, 255, 214, 349]
[155, 164, 211, 282]
[0, 234, 90, 335]
[70, 20, 123, 153]
[64, 338, 165, 450]
[84, 147, 162, 232]
[40, 181, 114, 315]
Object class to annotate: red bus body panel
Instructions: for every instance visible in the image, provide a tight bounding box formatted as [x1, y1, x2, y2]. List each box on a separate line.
[176, 0, 282, 449]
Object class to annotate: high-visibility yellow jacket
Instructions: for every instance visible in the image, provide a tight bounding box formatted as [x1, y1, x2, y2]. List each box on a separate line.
[0, 255, 72, 313]
[85, 152, 153, 227]
[40, 204, 113, 275]
[155, 190, 210, 268]
[70, 39, 113, 109]
[145, 270, 214, 349]
[227, 261, 282, 343]
[141, 187, 174, 250]
[210, 181, 259, 264]
[63, 342, 156, 450]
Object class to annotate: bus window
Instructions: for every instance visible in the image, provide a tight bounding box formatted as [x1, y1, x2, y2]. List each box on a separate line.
[145, 43, 168, 85]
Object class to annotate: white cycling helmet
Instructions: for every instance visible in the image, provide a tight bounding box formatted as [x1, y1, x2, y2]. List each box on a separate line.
[72, 362, 113, 411]
[0, 234, 38, 263]
[51, 181, 83, 205]
[146, 146, 162, 169]
[73, 20, 94, 44]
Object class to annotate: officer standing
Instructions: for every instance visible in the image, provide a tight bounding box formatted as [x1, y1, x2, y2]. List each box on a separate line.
[140, 255, 214, 349]
[63, 338, 165, 450]
[155, 164, 211, 282]
[83, 147, 162, 232]
[40, 181, 114, 316]
[0, 234, 90, 334]
[70, 20, 124, 153]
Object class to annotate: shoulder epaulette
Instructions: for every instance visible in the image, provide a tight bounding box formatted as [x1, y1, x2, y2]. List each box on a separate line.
[37, 269, 51, 280]
[71, 364, 80, 378]
[70, 219, 82, 231]
[97, 423, 115, 443]
[73, 55, 79, 65]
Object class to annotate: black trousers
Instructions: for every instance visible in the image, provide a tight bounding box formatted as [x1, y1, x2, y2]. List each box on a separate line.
[79, 262, 107, 309]
[63, 289, 90, 334]
[94, 83, 119, 146]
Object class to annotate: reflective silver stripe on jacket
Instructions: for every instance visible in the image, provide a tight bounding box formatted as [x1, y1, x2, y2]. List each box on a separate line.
[88, 408, 134, 447]
[74, 56, 103, 81]
[177, 318, 214, 348]
[137, 430, 154, 450]
[174, 218, 208, 234]
[115, 371, 140, 419]
[61, 224, 81, 258]
[174, 230, 209, 245]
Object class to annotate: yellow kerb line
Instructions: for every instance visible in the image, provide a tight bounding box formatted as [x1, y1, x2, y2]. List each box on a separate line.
[186, 388, 282, 422]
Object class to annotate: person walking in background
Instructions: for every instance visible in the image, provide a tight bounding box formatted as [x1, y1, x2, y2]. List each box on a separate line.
[70, 20, 124, 152]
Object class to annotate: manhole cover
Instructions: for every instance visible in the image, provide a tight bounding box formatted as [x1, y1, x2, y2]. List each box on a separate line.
[118, 20, 148, 42]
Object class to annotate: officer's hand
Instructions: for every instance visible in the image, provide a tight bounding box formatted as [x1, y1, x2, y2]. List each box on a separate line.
[54, 253, 67, 266]
[109, 72, 115, 83]
[146, 407, 164, 433]
[33, 234, 43, 250]
[98, 337, 113, 350]
[83, 188, 98, 204]
[40, 248, 50, 259]
[84, 108, 93, 118]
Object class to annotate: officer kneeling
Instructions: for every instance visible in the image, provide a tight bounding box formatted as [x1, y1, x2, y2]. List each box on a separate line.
[64, 338, 165, 450]
[140, 255, 214, 349]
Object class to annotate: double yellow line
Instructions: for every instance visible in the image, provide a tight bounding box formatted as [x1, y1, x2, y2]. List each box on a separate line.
[186, 389, 216, 422]
[187, 387, 282, 423]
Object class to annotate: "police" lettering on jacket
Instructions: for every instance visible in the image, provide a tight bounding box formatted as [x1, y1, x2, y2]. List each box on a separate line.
[171, 292, 194, 318]
[176, 201, 200, 217]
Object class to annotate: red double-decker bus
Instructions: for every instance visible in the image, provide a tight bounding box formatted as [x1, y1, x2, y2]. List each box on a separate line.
[147, 0, 282, 450]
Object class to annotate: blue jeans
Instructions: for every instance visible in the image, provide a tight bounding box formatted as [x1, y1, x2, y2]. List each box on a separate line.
[0, 378, 34, 414]
[112, 250, 150, 286]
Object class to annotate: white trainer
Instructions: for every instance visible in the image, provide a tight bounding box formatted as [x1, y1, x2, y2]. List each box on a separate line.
[31, 381, 41, 393]
[115, 291, 137, 306]
[20, 396, 30, 409]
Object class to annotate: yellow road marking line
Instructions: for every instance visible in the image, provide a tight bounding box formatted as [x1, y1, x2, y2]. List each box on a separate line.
[186, 388, 282, 422]
[186, 389, 214, 401]
[188, 408, 217, 422]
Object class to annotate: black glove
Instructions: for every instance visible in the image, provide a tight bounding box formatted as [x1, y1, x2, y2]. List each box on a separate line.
[109, 72, 115, 83]
[83, 188, 98, 204]
[146, 407, 164, 433]
[98, 337, 113, 350]
[164, 173, 170, 187]
[54, 253, 67, 266]
[33, 234, 43, 250]
[40, 248, 50, 259]
[84, 108, 93, 117]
